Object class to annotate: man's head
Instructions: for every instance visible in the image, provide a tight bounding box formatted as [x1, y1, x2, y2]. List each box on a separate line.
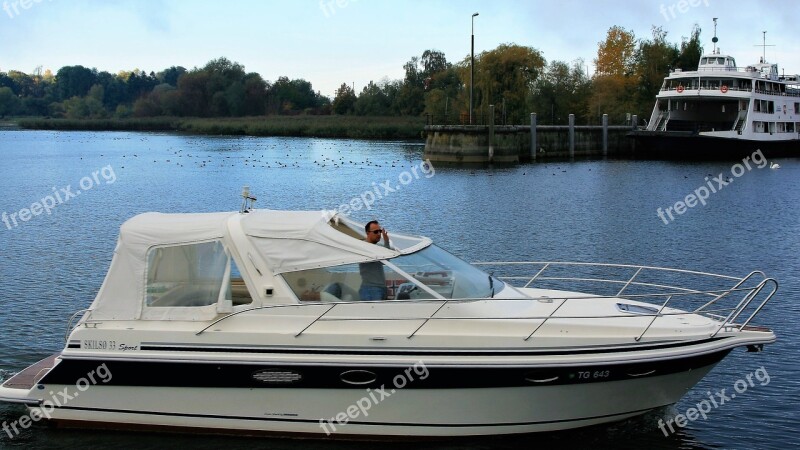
[365, 220, 382, 244]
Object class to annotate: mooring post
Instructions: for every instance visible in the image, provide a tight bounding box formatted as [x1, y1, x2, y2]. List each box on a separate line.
[530, 113, 537, 162]
[568, 114, 575, 159]
[488, 105, 495, 163]
[602, 114, 609, 158]
[632, 114, 638, 130]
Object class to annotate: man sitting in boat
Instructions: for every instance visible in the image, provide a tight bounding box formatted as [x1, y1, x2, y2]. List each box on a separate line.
[359, 220, 391, 300]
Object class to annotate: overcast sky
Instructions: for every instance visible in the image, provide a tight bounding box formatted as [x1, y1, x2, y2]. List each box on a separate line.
[1, 0, 797, 97]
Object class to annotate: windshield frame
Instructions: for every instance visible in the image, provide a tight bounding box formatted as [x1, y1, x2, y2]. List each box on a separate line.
[387, 245, 505, 300]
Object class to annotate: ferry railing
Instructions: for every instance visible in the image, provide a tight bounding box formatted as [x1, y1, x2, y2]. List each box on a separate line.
[195, 262, 777, 343]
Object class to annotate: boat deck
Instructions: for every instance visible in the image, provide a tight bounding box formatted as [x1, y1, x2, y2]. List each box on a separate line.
[2, 354, 60, 389]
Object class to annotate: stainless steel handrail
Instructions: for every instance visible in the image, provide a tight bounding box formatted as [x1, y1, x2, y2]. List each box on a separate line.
[64, 309, 91, 343]
[193, 261, 775, 340]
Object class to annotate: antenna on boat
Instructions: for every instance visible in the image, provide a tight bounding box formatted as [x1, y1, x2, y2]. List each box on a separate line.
[240, 185, 257, 214]
[754, 31, 775, 63]
[711, 18, 719, 54]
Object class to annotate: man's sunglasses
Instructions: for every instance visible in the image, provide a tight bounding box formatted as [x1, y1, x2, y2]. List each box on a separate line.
[369, 229, 383, 235]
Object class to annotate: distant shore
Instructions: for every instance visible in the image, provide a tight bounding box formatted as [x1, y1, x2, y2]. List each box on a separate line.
[12, 116, 426, 140]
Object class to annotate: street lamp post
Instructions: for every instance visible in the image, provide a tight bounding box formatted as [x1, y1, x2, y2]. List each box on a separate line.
[470, 12, 478, 125]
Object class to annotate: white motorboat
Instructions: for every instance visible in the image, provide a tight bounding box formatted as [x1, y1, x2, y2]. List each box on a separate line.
[0, 193, 777, 438]
[629, 20, 800, 158]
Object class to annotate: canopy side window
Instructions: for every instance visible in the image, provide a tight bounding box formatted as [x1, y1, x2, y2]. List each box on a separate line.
[282, 263, 436, 303]
[146, 241, 229, 308]
[226, 259, 253, 306]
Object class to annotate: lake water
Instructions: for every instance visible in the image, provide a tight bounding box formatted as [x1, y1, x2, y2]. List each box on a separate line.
[0, 131, 797, 449]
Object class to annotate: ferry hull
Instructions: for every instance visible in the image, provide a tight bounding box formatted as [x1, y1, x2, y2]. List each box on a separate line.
[628, 131, 800, 160]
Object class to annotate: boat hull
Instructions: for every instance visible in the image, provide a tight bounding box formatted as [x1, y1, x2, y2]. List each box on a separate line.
[3, 350, 728, 437]
[628, 130, 800, 159]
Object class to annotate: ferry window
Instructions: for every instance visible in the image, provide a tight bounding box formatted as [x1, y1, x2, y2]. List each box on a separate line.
[787, 123, 795, 133]
[795, 103, 799, 114]
[768, 102, 775, 114]
[146, 241, 228, 307]
[700, 58, 707, 65]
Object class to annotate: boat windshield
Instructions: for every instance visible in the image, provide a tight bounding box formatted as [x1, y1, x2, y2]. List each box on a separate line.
[281, 245, 504, 302]
[389, 245, 504, 299]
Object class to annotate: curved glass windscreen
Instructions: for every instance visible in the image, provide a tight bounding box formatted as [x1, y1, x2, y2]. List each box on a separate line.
[281, 245, 505, 302]
[389, 245, 504, 300]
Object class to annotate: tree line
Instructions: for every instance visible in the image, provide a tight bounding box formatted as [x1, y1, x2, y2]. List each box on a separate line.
[0, 24, 703, 125]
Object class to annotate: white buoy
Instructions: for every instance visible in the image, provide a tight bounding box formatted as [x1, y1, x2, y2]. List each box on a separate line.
[770, 162, 780, 169]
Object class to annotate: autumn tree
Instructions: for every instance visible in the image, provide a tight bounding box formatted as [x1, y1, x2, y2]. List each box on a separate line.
[589, 26, 637, 124]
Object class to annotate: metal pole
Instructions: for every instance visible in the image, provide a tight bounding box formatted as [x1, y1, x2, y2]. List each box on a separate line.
[470, 12, 478, 125]
[569, 114, 575, 159]
[530, 113, 537, 162]
[488, 104, 495, 162]
[602, 114, 608, 158]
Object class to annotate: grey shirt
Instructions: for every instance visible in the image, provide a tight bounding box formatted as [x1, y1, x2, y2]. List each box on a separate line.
[359, 240, 391, 288]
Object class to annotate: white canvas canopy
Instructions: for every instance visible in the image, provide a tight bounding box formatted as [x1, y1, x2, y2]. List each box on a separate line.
[86, 210, 431, 321]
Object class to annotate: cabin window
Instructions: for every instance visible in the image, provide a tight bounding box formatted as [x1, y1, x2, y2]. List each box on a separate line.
[146, 241, 228, 307]
[282, 263, 436, 303]
[787, 123, 795, 133]
[226, 259, 253, 305]
[795, 103, 799, 114]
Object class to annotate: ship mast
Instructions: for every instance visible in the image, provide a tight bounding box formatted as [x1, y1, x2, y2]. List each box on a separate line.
[754, 31, 775, 63]
[712, 18, 718, 54]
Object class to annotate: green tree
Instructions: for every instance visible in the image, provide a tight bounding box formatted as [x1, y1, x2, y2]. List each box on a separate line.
[532, 60, 591, 124]
[355, 80, 392, 116]
[0, 87, 20, 117]
[55, 65, 97, 100]
[472, 44, 546, 124]
[676, 25, 703, 71]
[157, 66, 187, 87]
[332, 83, 356, 115]
[634, 27, 680, 118]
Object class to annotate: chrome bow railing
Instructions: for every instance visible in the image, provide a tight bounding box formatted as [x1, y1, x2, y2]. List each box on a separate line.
[194, 262, 776, 343]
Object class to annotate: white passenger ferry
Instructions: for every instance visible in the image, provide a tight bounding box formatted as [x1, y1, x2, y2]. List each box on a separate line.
[630, 26, 800, 158]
